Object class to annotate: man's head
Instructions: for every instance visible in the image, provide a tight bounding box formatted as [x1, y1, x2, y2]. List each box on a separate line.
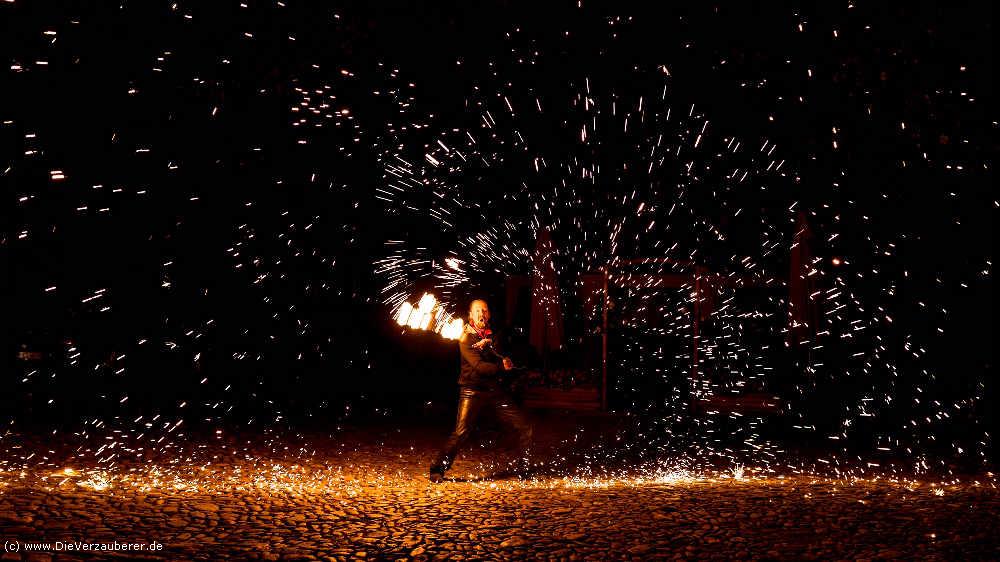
[468, 299, 490, 329]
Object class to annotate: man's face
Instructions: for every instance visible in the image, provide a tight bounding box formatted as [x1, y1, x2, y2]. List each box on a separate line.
[470, 301, 490, 329]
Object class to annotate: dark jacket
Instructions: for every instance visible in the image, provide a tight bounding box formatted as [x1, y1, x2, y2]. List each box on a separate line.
[458, 325, 504, 388]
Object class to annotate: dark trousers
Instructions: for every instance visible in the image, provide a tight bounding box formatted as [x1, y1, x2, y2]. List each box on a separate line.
[432, 385, 533, 473]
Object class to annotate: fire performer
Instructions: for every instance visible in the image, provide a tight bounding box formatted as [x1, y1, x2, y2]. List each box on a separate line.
[429, 299, 533, 482]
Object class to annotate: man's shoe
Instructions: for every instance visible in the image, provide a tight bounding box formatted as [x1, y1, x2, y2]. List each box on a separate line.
[429, 467, 445, 483]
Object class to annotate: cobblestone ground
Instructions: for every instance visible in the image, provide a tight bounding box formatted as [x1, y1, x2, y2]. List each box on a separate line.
[1, 423, 997, 561]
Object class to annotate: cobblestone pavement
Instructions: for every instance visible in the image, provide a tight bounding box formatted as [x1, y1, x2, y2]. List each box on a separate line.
[1, 423, 997, 561]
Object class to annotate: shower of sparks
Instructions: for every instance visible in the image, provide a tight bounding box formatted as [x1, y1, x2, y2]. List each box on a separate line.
[1, 2, 992, 487]
[0, 451, 993, 498]
[732, 464, 746, 481]
[294, 14, 990, 480]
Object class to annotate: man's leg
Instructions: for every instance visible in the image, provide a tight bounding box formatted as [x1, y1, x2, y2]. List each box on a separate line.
[430, 387, 481, 481]
[493, 391, 533, 473]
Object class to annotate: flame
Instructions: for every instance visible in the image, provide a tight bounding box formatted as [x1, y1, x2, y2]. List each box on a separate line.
[441, 317, 465, 340]
[396, 292, 439, 331]
[395, 302, 413, 326]
[394, 293, 463, 340]
[417, 293, 437, 310]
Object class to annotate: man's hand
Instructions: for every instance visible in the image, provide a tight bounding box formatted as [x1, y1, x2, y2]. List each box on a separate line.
[502, 357, 514, 371]
[472, 338, 492, 350]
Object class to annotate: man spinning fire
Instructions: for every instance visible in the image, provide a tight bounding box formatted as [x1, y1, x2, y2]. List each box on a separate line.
[429, 299, 533, 482]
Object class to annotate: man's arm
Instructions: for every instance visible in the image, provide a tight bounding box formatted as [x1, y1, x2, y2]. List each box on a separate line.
[459, 333, 500, 376]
